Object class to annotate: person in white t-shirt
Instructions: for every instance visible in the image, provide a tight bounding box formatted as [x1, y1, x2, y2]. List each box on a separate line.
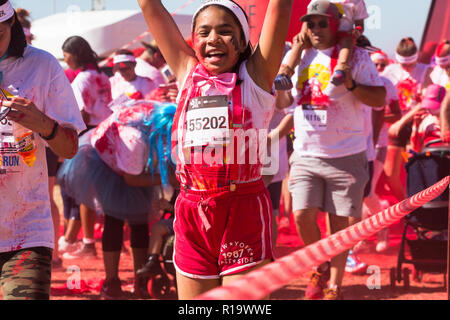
[354, 50, 401, 254]
[272, 0, 385, 300]
[0, 0, 86, 300]
[62, 36, 113, 131]
[274, 0, 369, 90]
[60, 35, 112, 260]
[110, 49, 158, 101]
[135, 41, 166, 87]
[382, 37, 432, 203]
[429, 40, 450, 90]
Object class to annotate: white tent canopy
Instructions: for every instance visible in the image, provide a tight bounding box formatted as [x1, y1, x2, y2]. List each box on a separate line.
[31, 10, 193, 60]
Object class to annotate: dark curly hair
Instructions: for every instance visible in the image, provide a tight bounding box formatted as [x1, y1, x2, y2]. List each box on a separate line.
[62, 36, 100, 72]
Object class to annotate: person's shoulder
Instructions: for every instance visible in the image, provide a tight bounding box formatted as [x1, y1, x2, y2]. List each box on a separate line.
[23, 45, 62, 69]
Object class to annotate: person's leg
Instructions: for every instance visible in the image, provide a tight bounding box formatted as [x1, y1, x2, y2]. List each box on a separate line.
[384, 145, 406, 202]
[222, 259, 273, 299]
[64, 204, 97, 259]
[176, 273, 220, 300]
[129, 222, 150, 298]
[326, 214, 351, 288]
[80, 204, 96, 244]
[48, 176, 61, 263]
[331, 34, 353, 86]
[267, 181, 283, 248]
[100, 215, 124, 299]
[293, 208, 321, 246]
[59, 185, 81, 253]
[136, 221, 171, 278]
[0, 247, 52, 300]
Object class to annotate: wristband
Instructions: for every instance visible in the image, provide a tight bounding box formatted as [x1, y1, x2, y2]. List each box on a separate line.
[39, 120, 59, 141]
[347, 79, 358, 91]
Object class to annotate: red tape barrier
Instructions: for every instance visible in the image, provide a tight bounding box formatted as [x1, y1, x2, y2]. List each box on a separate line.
[196, 175, 450, 300]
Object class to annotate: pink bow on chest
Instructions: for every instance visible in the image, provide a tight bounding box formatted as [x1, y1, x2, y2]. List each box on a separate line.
[192, 64, 237, 95]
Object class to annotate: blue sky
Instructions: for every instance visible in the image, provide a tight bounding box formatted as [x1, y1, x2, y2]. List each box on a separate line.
[11, 0, 432, 58]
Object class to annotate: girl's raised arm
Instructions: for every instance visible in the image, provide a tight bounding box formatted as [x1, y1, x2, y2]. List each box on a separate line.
[247, 0, 293, 93]
[138, 0, 197, 81]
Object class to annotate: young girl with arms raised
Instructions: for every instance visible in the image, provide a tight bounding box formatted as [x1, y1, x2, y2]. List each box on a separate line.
[138, 0, 293, 299]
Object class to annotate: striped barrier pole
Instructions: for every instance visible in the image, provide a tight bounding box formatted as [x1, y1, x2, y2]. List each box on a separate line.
[196, 176, 450, 300]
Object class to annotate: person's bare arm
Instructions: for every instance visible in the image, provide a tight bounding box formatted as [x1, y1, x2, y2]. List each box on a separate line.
[372, 108, 384, 146]
[275, 90, 294, 109]
[4, 96, 78, 158]
[138, 0, 197, 83]
[384, 100, 402, 124]
[247, 0, 293, 92]
[269, 113, 294, 140]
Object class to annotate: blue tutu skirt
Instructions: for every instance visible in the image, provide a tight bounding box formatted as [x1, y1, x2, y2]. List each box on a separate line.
[56, 133, 154, 224]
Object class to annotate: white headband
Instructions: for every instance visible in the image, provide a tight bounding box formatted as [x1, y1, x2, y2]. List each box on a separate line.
[395, 52, 418, 65]
[371, 52, 388, 63]
[113, 54, 136, 65]
[0, 1, 14, 23]
[193, 0, 250, 45]
[435, 54, 450, 67]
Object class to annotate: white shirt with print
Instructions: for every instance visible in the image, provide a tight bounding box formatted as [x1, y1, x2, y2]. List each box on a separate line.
[288, 46, 383, 158]
[430, 65, 450, 90]
[0, 45, 86, 253]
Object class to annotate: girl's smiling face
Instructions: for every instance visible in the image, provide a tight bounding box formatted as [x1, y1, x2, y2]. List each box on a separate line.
[192, 6, 247, 76]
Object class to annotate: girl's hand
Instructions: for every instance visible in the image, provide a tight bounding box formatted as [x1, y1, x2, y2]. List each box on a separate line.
[293, 31, 312, 51]
[3, 96, 55, 136]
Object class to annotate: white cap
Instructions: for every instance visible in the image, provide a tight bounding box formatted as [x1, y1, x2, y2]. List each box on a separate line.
[0, 1, 14, 23]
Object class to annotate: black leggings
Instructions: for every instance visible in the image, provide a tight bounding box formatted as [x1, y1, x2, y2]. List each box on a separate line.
[102, 215, 149, 252]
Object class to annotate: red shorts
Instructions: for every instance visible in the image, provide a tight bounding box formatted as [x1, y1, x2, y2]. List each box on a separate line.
[173, 180, 274, 279]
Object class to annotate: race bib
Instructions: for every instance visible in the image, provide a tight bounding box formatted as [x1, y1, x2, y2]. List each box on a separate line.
[0, 123, 21, 175]
[184, 95, 230, 147]
[295, 104, 328, 131]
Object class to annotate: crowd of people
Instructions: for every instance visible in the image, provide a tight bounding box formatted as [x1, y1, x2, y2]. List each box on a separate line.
[0, 0, 449, 301]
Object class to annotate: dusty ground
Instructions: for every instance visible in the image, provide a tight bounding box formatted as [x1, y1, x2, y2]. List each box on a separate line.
[46, 186, 448, 301]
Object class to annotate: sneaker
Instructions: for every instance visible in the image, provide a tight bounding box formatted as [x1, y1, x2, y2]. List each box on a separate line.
[274, 74, 294, 90]
[58, 236, 79, 253]
[136, 255, 163, 278]
[133, 277, 150, 299]
[100, 278, 125, 300]
[376, 228, 389, 252]
[305, 262, 330, 300]
[330, 69, 346, 86]
[62, 243, 97, 260]
[323, 286, 343, 300]
[345, 250, 368, 274]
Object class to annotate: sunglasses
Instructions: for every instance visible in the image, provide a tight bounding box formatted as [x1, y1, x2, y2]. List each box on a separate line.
[307, 20, 329, 29]
[375, 63, 387, 68]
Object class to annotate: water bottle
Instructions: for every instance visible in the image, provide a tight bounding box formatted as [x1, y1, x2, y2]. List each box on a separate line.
[12, 121, 37, 167]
